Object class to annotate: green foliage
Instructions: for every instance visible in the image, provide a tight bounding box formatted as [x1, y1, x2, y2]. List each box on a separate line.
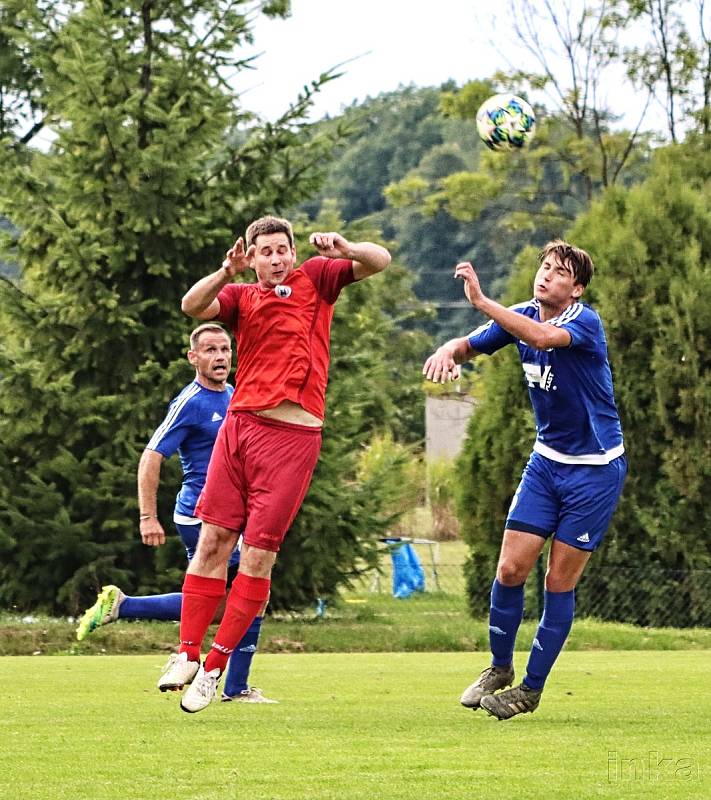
[303, 86, 492, 339]
[439, 78, 496, 120]
[307, 78, 652, 342]
[457, 140, 711, 624]
[356, 431, 424, 516]
[0, 0, 348, 613]
[622, 0, 709, 139]
[0, 2, 45, 141]
[569, 140, 711, 624]
[271, 211, 430, 610]
[426, 458, 460, 540]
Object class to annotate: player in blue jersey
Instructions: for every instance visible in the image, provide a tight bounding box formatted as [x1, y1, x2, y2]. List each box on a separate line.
[423, 240, 626, 720]
[76, 323, 276, 703]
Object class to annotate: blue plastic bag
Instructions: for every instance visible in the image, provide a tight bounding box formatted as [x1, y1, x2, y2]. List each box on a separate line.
[390, 542, 425, 599]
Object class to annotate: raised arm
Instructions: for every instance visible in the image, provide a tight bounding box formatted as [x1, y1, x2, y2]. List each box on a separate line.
[455, 262, 571, 350]
[423, 336, 477, 384]
[181, 237, 253, 319]
[137, 449, 166, 547]
[309, 232, 390, 280]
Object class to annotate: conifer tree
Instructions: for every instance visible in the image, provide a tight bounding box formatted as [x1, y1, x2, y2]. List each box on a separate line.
[457, 139, 711, 625]
[270, 209, 430, 609]
[569, 139, 711, 625]
[0, 0, 345, 612]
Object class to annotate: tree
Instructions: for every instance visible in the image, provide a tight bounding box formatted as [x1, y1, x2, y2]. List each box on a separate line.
[569, 139, 711, 624]
[0, 0, 348, 613]
[270, 207, 431, 609]
[457, 139, 711, 625]
[0, 3, 44, 143]
[623, 0, 710, 141]
[305, 85, 507, 339]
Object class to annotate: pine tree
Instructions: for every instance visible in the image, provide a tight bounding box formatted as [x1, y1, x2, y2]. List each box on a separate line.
[457, 139, 711, 625]
[569, 139, 711, 625]
[0, 0, 344, 612]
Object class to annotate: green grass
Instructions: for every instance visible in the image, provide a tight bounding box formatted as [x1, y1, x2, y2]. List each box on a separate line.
[3, 589, 711, 656]
[1, 651, 708, 800]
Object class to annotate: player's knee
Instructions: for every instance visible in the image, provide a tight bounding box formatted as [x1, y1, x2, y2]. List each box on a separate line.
[195, 523, 238, 562]
[240, 544, 276, 578]
[497, 559, 528, 586]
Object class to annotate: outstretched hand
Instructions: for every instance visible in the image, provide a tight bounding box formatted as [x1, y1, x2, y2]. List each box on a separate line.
[455, 261, 484, 307]
[222, 237, 254, 277]
[309, 231, 351, 259]
[422, 349, 462, 384]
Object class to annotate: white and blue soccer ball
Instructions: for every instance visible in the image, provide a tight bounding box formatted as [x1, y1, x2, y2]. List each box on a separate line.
[475, 94, 536, 151]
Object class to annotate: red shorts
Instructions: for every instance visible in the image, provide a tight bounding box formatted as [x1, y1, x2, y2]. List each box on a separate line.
[195, 411, 322, 552]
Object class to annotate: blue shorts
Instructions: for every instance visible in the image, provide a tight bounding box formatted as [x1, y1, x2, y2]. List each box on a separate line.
[174, 521, 241, 568]
[505, 452, 627, 551]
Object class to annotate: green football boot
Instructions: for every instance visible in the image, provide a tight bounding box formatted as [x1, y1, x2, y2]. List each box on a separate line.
[76, 584, 124, 641]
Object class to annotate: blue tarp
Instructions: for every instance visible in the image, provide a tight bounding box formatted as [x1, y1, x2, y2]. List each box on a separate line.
[389, 541, 425, 599]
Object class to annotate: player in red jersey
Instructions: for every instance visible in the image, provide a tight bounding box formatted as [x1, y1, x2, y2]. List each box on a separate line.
[161, 215, 391, 712]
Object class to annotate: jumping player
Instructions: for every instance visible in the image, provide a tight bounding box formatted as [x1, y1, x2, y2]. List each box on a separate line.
[77, 324, 275, 703]
[423, 241, 626, 720]
[161, 215, 391, 712]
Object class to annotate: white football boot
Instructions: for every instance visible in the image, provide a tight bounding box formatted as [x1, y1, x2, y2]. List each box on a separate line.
[157, 652, 199, 692]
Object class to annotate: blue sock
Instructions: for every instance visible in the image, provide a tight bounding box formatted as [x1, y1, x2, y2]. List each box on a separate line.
[489, 579, 525, 667]
[118, 593, 183, 621]
[222, 616, 263, 697]
[524, 589, 575, 690]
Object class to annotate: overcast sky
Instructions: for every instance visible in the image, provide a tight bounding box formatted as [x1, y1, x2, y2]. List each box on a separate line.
[233, 0, 666, 132]
[235, 1, 526, 121]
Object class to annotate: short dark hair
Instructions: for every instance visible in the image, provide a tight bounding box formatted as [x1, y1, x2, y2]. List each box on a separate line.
[245, 215, 294, 249]
[539, 240, 594, 287]
[189, 323, 229, 351]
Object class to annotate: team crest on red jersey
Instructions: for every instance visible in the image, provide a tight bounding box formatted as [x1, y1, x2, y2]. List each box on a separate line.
[274, 285, 292, 299]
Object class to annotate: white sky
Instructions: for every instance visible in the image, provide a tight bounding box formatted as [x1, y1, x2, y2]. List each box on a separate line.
[233, 0, 668, 132]
[30, 0, 672, 151]
[235, 1, 526, 120]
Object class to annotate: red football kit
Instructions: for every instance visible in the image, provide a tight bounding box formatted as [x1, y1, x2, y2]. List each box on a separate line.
[194, 256, 355, 552]
[180, 255, 359, 671]
[218, 256, 355, 421]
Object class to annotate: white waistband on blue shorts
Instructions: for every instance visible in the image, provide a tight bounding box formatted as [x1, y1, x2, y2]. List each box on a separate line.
[533, 440, 625, 465]
[173, 512, 201, 525]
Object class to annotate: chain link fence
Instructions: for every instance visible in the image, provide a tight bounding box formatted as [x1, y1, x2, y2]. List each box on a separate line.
[366, 539, 711, 628]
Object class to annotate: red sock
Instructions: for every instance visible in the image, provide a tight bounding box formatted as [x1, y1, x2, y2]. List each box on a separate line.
[178, 574, 226, 662]
[204, 573, 270, 674]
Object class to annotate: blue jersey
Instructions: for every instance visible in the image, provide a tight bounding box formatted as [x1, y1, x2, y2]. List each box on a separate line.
[146, 380, 233, 516]
[467, 300, 624, 464]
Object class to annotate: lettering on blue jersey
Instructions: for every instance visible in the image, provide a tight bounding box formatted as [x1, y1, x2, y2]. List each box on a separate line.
[522, 362, 554, 391]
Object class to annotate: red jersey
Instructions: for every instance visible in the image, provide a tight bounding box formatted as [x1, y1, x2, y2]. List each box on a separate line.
[215, 257, 355, 421]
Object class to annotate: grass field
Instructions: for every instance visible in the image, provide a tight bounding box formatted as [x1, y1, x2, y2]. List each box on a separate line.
[4, 591, 711, 656]
[2, 651, 708, 800]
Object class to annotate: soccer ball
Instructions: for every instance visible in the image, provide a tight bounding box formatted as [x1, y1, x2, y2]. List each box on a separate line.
[475, 94, 536, 151]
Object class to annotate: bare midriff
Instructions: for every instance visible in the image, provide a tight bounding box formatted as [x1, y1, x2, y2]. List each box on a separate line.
[253, 399, 323, 428]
